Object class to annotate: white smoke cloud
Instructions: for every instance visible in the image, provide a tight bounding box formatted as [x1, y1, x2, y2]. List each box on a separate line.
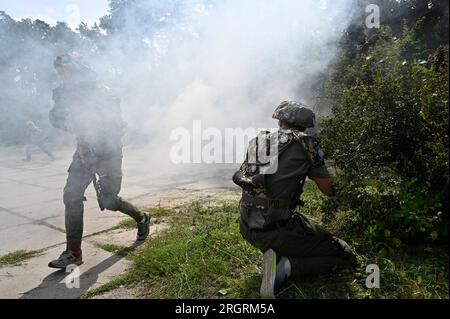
[90, 0, 355, 166]
[0, 0, 356, 169]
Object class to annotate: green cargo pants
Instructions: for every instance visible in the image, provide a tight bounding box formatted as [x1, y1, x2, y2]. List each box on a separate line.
[63, 146, 143, 250]
[240, 208, 357, 277]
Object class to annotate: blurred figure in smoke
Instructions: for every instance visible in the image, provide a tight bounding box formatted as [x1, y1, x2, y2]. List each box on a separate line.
[24, 121, 55, 162]
[47, 52, 150, 269]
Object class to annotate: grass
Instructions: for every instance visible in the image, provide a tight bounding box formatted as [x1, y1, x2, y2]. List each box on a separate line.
[93, 243, 136, 258]
[112, 218, 137, 230]
[0, 250, 42, 267]
[112, 207, 175, 230]
[85, 184, 449, 299]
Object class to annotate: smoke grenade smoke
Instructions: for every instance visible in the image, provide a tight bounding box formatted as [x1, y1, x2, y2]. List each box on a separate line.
[0, 0, 355, 169]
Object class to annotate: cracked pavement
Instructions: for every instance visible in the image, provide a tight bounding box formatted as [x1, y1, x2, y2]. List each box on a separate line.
[0, 145, 239, 298]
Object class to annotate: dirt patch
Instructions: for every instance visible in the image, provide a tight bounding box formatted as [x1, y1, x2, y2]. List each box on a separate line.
[90, 284, 147, 299]
[87, 223, 170, 249]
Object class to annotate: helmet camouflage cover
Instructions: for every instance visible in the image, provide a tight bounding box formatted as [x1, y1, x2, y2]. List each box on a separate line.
[272, 101, 316, 128]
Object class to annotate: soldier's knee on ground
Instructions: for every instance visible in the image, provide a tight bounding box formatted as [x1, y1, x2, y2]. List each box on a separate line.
[334, 237, 358, 267]
[344, 250, 358, 268]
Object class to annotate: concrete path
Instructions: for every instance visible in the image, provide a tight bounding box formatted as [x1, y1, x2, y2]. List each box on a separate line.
[0, 145, 239, 298]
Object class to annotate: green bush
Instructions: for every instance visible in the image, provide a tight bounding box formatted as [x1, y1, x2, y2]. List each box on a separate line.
[317, 24, 448, 255]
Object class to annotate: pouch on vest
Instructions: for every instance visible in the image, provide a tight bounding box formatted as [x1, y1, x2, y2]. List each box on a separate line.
[240, 194, 292, 230]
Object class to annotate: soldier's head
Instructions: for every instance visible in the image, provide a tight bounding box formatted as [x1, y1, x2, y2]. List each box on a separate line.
[54, 51, 96, 85]
[272, 101, 316, 131]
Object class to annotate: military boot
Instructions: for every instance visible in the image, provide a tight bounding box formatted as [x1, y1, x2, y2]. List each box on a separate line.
[48, 250, 83, 269]
[136, 212, 151, 242]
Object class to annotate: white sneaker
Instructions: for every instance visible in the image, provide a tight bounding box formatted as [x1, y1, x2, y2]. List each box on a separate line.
[260, 249, 291, 299]
[260, 249, 278, 299]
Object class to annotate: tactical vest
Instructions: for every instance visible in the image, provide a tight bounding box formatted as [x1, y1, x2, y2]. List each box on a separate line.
[50, 83, 125, 156]
[233, 129, 324, 230]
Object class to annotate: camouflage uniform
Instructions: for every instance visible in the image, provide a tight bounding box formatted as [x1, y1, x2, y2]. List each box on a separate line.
[49, 81, 144, 250]
[233, 101, 356, 277]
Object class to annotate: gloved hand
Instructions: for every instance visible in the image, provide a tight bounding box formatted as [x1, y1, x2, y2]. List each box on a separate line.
[232, 170, 253, 188]
[251, 174, 265, 188]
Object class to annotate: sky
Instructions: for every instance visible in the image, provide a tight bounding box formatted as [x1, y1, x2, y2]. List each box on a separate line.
[0, 0, 110, 29]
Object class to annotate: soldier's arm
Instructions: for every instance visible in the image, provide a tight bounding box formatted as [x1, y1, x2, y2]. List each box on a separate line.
[49, 105, 70, 131]
[232, 142, 263, 189]
[49, 88, 70, 131]
[232, 159, 253, 189]
[306, 138, 334, 196]
[312, 177, 334, 197]
[97, 84, 125, 124]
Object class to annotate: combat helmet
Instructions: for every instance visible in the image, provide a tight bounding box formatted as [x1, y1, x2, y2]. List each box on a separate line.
[272, 101, 316, 128]
[53, 51, 94, 75]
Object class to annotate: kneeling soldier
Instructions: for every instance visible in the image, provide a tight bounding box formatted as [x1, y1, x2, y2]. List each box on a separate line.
[233, 101, 357, 299]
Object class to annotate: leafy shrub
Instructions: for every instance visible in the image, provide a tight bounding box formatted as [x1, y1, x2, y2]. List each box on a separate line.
[316, 23, 449, 255]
